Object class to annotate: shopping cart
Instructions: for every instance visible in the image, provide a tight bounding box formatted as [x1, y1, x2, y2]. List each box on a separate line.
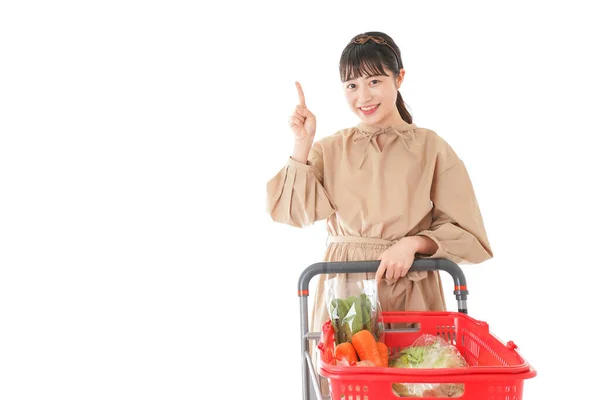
[298, 259, 536, 400]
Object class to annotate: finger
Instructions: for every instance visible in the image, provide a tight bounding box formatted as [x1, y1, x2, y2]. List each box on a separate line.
[289, 115, 304, 126]
[399, 265, 409, 278]
[295, 81, 306, 106]
[379, 258, 397, 280]
[291, 111, 306, 122]
[389, 263, 400, 279]
[296, 105, 308, 117]
[386, 265, 395, 280]
[394, 266, 400, 279]
[375, 262, 385, 281]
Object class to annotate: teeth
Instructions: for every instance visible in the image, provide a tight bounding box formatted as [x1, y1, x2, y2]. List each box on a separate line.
[361, 105, 377, 111]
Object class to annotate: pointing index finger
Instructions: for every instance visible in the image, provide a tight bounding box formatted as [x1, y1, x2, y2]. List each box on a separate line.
[295, 81, 306, 106]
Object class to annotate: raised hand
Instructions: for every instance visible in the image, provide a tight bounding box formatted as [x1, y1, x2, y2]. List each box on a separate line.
[289, 82, 317, 142]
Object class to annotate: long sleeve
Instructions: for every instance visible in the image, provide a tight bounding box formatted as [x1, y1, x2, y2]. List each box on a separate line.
[416, 160, 493, 264]
[266, 143, 336, 227]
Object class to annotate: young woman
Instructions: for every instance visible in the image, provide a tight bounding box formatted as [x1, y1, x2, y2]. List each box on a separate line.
[267, 30, 493, 375]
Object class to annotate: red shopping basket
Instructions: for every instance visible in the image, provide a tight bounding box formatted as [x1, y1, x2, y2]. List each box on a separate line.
[298, 259, 536, 400]
[319, 311, 536, 400]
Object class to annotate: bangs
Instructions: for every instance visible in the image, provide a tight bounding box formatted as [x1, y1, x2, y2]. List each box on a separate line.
[340, 46, 389, 82]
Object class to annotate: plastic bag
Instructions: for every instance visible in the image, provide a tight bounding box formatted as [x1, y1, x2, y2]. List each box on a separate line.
[390, 334, 468, 397]
[316, 320, 335, 365]
[391, 382, 465, 398]
[326, 276, 384, 345]
[390, 334, 469, 369]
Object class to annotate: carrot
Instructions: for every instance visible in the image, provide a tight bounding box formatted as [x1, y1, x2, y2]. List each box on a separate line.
[334, 342, 358, 365]
[351, 330, 384, 367]
[376, 341, 389, 367]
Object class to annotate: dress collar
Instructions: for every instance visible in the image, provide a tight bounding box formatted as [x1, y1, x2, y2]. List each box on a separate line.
[352, 122, 418, 169]
[355, 122, 417, 135]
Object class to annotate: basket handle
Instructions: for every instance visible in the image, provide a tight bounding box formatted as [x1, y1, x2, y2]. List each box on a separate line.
[297, 258, 468, 313]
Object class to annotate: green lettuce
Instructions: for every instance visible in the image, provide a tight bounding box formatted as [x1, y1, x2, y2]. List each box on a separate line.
[390, 334, 468, 369]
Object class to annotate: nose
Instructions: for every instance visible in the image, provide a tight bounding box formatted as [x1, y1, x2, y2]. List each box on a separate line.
[357, 85, 373, 104]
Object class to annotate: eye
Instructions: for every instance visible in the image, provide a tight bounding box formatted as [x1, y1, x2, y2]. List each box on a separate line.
[346, 83, 356, 89]
[370, 79, 380, 85]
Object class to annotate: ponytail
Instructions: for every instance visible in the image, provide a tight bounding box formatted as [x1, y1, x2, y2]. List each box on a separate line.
[395, 91, 412, 124]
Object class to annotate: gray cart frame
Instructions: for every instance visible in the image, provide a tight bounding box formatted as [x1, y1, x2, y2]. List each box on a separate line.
[297, 258, 469, 400]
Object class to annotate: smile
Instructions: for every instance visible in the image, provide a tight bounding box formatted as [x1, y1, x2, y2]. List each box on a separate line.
[359, 104, 380, 115]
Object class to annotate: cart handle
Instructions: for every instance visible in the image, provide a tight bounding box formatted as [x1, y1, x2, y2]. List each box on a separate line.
[297, 258, 468, 313]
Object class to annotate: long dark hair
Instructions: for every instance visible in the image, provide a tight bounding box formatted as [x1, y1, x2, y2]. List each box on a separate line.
[339, 31, 412, 124]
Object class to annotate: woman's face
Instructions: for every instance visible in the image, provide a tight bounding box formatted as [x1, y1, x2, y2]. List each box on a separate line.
[342, 66, 405, 126]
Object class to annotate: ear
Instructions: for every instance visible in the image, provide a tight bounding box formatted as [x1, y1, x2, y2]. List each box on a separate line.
[396, 69, 405, 87]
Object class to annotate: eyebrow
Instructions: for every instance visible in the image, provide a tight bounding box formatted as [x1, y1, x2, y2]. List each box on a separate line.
[343, 74, 383, 83]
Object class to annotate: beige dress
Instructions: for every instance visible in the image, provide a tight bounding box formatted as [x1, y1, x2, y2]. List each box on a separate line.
[266, 121, 493, 365]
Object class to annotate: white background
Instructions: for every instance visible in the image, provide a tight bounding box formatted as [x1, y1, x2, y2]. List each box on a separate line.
[1, 1, 598, 399]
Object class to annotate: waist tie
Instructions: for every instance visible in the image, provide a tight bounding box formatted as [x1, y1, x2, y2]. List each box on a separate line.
[327, 235, 397, 246]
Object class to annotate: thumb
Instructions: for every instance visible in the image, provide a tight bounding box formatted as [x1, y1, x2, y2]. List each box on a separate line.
[375, 260, 384, 281]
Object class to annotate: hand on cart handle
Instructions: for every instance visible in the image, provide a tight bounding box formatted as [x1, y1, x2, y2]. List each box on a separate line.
[375, 239, 416, 280]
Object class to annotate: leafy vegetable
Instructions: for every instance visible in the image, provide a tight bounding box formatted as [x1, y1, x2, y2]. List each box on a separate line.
[329, 294, 375, 344]
[389, 334, 468, 369]
[389, 334, 468, 397]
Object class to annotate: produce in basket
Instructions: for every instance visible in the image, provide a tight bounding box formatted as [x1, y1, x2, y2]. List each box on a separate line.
[334, 342, 358, 365]
[329, 294, 374, 344]
[327, 277, 384, 345]
[351, 329, 386, 367]
[376, 341, 389, 367]
[317, 320, 336, 365]
[390, 334, 467, 397]
[391, 382, 465, 398]
[389, 334, 468, 369]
